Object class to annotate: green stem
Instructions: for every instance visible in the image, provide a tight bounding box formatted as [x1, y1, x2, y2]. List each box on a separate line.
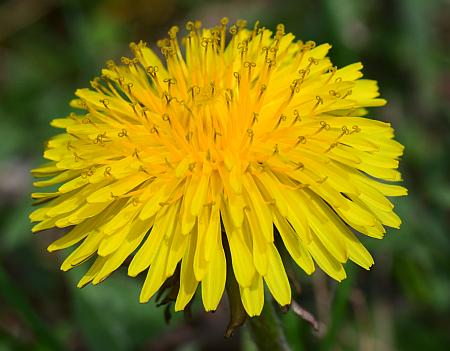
[248, 300, 291, 351]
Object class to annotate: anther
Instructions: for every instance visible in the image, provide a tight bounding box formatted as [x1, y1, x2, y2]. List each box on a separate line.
[100, 99, 110, 109]
[188, 162, 196, 172]
[161, 46, 175, 58]
[256, 161, 266, 172]
[304, 40, 316, 50]
[266, 58, 276, 69]
[298, 68, 310, 82]
[233, 72, 241, 86]
[162, 92, 173, 104]
[132, 148, 141, 160]
[139, 165, 150, 175]
[141, 107, 149, 120]
[338, 126, 350, 138]
[236, 19, 247, 29]
[104, 167, 112, 177]
[252, 112, 259, 126]
[114, 76, 125, 88]
[276, 23, 285, 35]
[290, 79, 301, 96]
[244, 61, 256, 79]
[130, 102, 138, 115]
[262, 46, 270, 60]
[292, 109, 301, 125]
[186, 21, 195, 31]
[118, 129, 128, 137]
[94, 133, 107, 144]
[168, 26, 179, 39]
[86, 166, 96, 177]
[273, 144, 279, 155]
[188, 85, 200, 101]
[150, 125, 159, 135]
[314, 96, 323, 108]
[294, 162, 304, 171]
[316, 176, 328, 184]
[270, 47, 279, 57]
[325, 142, 339, 153]
[162, 113, 171, 126]
[129, 42, 139, 54]
[275, 114, 287, 129]
[238, 40, 248, 60]
[252, 20, 260, 37]
[326, 66, 337, 83]
[201, 37, 210, 48]
[329, 90, 341, 98]
[73, 152, 81, 162]
[341, 90, 352, 99]
[163, 78, 176, 90]
[90, 77, 101, 89]
[349, 125, 361, 134]
[237, 40, 247, 51]
[165, 157, 174, 169]
[120, 57, 131, 65]
[247, 128, 254, 143]
[307, 57, 320, 69]
[316, 121, 330, 134]
[229, 25, 237, 35]
[214, 130, 222, 143]
[295, 136, 307, 146]
[106, 60, 116, 69]
[345, 107, 356, 116]
[225, 89, 233, 107]
[146, 65, 159, 78]
[258, 84, 267, 99]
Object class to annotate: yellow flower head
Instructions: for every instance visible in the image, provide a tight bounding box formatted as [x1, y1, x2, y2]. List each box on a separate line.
[30, 19, 406, 316]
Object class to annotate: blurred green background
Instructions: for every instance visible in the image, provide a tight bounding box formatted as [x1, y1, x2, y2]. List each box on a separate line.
[0, 0, 449, 350]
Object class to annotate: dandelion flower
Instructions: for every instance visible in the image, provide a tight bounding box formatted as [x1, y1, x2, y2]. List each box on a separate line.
[30, 19, 407, 317]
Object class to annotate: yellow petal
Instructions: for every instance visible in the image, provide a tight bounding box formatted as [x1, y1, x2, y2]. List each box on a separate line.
[128, 202, 178, 276]
[264, 245, 291, 306]
[93, 218, 151, 284]
[139, 234, 171, 303]
[239, 274, 264, 316]
[273, 210, 315, 274]
[222, 204, 255, 288]
[175, 233, 199, 311]
[77, 256, 107, 288]
[307, 233, 347, 281]
[201, 234, 226, 311]
[60, 230, 103, 271]
[87, 172, 150, 203]
[243, 174, 273, 242]
[191, 165, 210, 216]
